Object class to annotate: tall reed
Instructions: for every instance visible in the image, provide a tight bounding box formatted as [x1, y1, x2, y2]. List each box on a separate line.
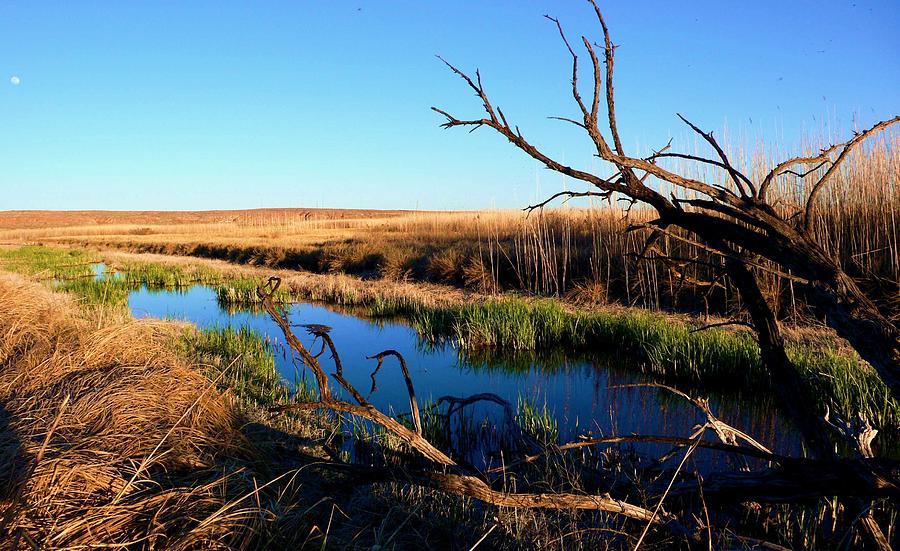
[7, 133, 892, 320]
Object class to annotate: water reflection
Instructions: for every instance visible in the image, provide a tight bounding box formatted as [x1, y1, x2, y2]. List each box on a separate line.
[128, 284, 801, 462]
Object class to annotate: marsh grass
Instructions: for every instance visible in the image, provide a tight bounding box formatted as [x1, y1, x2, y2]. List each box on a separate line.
[215, 277, 292, 304]
[116, 261, 225, 288]
[518, 398, 559, 446]
[0, 245, 98, 279]
[57, 276, 135, 306]
[4, 245, 898, 430]
[180, 325, 290, 407]
[11, 134, 895, 323]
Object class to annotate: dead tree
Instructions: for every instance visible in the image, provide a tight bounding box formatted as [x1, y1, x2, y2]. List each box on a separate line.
[431, 1, 900, 455]
[256, 277, 672, 524]
[258, 277, 900, 547]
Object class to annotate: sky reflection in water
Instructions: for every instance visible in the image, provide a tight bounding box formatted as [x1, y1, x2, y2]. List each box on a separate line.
[129, 284, 800, 463]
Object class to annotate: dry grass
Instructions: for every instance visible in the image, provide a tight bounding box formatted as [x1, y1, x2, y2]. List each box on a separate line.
[0, 207, 417, 231]
[1, 257, 895, 548]
[0, 272, 273, 549]
[1, 134, 894, 321]
[0, 267, 670, 549]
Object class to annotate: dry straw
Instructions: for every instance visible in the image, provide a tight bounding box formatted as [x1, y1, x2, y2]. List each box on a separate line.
[0, 273, 270, 549]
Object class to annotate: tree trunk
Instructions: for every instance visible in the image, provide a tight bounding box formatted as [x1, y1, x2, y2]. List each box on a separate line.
[725, 258, 835, 459]
[776, 237, 900, 399]
[806, 269, 900, 394]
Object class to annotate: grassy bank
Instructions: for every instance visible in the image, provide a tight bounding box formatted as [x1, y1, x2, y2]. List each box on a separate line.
[0, 272, 271, 546]
[3, 137, 895, 321]
[3, 244, 898, 432]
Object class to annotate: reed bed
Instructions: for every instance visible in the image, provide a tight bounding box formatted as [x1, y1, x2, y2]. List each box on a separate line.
[4, 245, 896, 431]
[8, 133, 895, 322]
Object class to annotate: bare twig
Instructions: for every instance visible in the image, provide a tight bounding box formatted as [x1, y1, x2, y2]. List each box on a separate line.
[367, 349, 423, 436]
[803, 116, 900, 230]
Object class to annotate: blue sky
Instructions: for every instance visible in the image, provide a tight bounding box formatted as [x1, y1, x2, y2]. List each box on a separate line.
[1, 1, 897, 211]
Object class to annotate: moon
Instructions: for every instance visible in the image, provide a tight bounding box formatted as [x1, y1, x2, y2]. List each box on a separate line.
[9, 76, 20, 86]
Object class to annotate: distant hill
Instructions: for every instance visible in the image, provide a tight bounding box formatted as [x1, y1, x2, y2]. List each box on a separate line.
[0, 208, 429, 229]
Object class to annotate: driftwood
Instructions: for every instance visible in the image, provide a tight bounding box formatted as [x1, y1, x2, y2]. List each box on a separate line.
[298, 457, 676, 525]
[256, 275, 900, 547]
[257, 277, 673, 526]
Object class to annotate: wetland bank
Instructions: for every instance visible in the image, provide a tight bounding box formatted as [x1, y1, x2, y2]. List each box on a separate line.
[1, 243, 898, 548]
[2, 140, 898, 548]
[2, 1, 899, 548]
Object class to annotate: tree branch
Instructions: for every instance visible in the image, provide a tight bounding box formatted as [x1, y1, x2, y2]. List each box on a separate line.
[803, 116, 900, 231]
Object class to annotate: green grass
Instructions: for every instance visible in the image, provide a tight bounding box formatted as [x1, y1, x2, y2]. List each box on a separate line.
[2, 245, 896, 430]
[215, 277, 292, 304]
[116, 261, 225, 288]
[0, 246, 263, 308]
[57, 277, 135, 307]
[0, 245, 99, 279]
[179, 325, 321, 408]
[0, 246, 134, 306]
[179, 325, 292, 407]
[789, 346, 898, 431]
[517, 397, 559, 447]
[411, 298, 760, 375]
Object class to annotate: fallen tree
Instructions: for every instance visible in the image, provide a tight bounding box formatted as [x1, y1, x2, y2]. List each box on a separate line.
[431, 2, 899, 415]
[258, 277, 900, 548]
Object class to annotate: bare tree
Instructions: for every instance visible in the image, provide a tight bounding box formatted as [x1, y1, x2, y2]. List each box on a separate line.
[259, 277, 900, 548]
[431, 1, 900, 456]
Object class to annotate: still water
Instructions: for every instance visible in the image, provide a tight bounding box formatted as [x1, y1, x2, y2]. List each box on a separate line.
[128, 284, 801, 462]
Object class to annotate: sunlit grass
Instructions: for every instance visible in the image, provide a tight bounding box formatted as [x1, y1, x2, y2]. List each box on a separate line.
[179, 325, 292, 407]
[2, 244, 897, 430]
[0, 245, 99, 279]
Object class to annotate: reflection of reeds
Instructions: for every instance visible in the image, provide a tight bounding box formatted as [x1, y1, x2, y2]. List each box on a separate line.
[4, 245, 896, 430]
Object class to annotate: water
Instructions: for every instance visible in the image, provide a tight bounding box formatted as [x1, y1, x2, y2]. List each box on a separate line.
[127, 283, 802, 464]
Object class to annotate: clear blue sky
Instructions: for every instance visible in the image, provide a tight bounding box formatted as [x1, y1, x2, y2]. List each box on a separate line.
[1, 1, 897, 211]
